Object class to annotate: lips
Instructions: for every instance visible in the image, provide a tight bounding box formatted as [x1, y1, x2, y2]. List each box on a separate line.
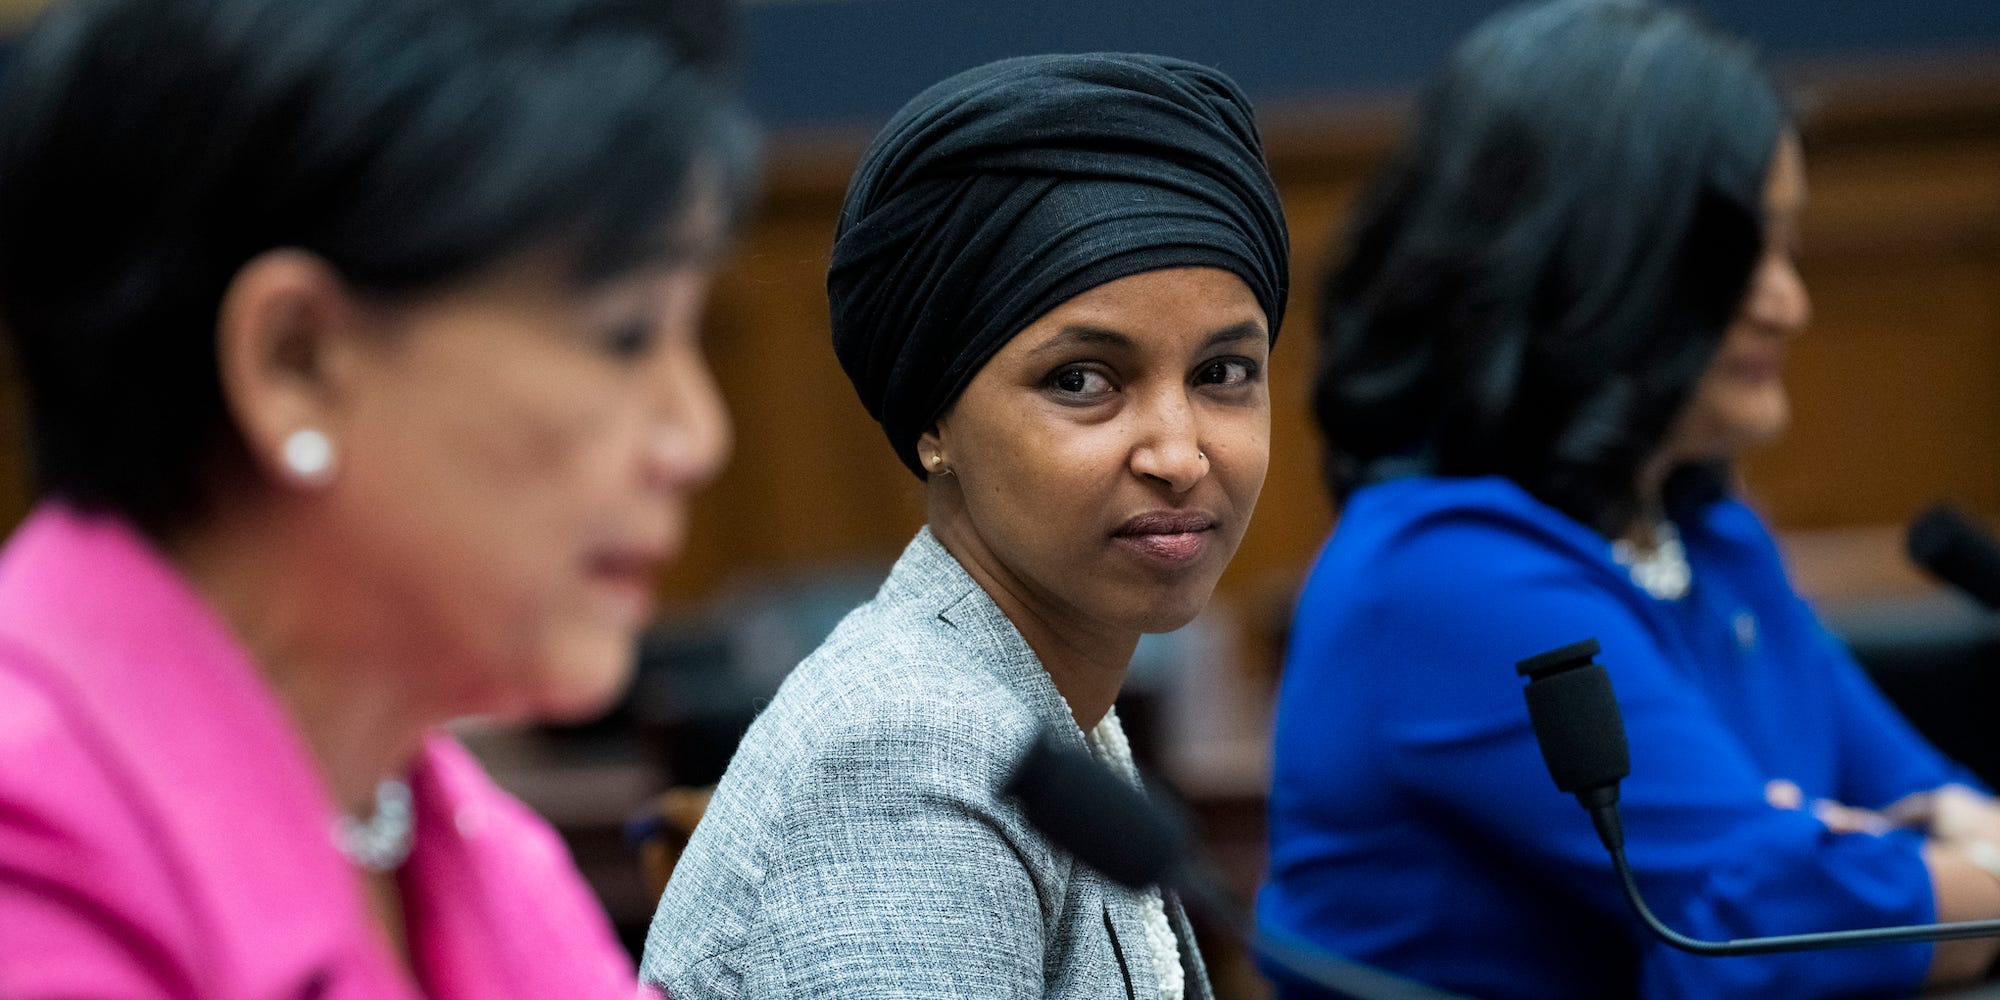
[585, 547, 666, 619]
[589, 550, 660, 582]
[1112, 510, 1217, 564]
[1724, 352, 1783, 382]
[1116, 511, 1215, 536]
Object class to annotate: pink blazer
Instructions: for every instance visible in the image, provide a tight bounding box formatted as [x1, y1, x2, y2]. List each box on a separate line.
[0, 503, 650, 999]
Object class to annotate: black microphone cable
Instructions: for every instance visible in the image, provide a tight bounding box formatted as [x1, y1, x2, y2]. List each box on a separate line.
[1518, 637, 2000, 956]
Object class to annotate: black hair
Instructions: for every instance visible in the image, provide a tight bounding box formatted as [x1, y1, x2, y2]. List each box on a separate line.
[0, 0, 756, 535]
[1312, 0, 1787, 538]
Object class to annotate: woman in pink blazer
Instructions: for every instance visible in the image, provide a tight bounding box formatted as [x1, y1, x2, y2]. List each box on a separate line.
[0, 0, 752, 996]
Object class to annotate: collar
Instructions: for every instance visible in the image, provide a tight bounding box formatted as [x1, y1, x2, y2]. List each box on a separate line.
[882, 526, 1091, 754]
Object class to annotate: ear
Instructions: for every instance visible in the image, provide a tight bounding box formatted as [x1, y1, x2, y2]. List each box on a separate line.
[215, 249, 369, 489]
[916, 423, 950, 477]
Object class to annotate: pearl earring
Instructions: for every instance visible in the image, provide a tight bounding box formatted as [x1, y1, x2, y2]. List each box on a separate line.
[281, 428, 336, 485]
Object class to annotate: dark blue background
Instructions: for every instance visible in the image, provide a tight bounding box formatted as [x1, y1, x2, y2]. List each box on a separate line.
[740, 0, 2000, 130]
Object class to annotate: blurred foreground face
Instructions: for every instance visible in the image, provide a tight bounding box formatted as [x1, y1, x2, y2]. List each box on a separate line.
[331, 252, 729, 721]
[1665, 135, 1812, 463]
[929, 266, 1270, 635]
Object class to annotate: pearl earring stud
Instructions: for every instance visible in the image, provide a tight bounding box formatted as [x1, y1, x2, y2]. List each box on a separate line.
[282, 428, 336, 485]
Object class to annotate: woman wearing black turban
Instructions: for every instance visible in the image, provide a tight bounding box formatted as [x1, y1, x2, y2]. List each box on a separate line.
[642, 53, 1288, 1000]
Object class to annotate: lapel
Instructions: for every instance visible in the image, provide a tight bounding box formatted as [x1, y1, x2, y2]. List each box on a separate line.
[1166, 891, 1214, 1000]
[896, 527, 1213, 999]
[1101, 882, 1153, 1000]
[901, 527, 1085, 752]
[1099, 887, 1216, 1000]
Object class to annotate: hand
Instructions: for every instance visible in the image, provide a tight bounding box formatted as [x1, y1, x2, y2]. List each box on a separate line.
[1885, 784, 2000, 847]
[1764, 779, 1893, 835]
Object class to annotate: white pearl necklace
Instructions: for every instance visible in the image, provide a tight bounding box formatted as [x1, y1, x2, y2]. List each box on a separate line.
[333, 778, 415, 872]
[1612, 520, 1691, 601]
[1087, 709, 1185, 1000]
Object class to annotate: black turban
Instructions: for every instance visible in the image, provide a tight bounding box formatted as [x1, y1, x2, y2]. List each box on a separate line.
[828, 53, 1290, 477]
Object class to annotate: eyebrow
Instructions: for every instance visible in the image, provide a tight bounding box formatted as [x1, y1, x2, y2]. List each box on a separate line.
[1201, 321, 1267, 349]
[1024, 319, 1267, 362]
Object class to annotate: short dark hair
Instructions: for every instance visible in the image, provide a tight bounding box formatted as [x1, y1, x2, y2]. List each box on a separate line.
[0, 0, 756, 535]
[1312, 0, 1786, 537]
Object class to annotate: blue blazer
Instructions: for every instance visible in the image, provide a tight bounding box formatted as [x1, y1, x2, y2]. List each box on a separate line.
[1261, 475, 1969, 1000]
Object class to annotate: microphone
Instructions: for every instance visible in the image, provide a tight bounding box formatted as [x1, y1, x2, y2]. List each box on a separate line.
[1003, 730, 1476, 1000]
[1908, 504, 2000, 611]
[1518, 638, 2000, 954]
[1002, 728, 1192, 891]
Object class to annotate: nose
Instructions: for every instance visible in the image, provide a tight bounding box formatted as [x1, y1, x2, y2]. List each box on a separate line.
[1748, 252, 1811, 338]
[643, 343, 732, 495]
[1128, 387, 1207, 495]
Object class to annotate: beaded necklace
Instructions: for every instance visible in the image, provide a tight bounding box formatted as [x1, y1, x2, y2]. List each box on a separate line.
[333, 778, 415, 872]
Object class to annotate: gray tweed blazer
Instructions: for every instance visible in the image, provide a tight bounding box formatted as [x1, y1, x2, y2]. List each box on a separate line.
[641, 527, 1213, 999]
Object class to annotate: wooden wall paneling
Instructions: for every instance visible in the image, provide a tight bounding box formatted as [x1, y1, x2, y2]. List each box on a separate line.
[1738, 122, 2000, 529]
[0, 61, 1986, 627]
[658, 69, 2000, 618]
[1742, 258, 2000, 526]
[659, 170, 927, 604]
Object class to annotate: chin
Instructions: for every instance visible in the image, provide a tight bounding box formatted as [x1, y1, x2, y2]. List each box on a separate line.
[529, 641, 641, 724]
[1732, 402, 1791, 452]
[1728, 388, 1792, 448]
[1123, 584, 1217, 635]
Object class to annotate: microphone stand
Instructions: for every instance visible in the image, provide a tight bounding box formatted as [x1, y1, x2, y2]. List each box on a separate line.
[1605, 839, 2000, 955]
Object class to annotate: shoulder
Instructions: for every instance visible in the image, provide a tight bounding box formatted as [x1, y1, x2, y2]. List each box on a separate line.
[646, 599, 1069, 992]
[1683, 494, 1789, 573]
[0, 647, 152, 854]
[765, 550, 1048, 736]
[1305, 476, 1631, 618]
[666, 585, 1056, 879]
[0, 649, 204, 992]
[1349, 475, 1604, 555]
[1285, 476, 1679, 704]
[753, 603, 1047, 793]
